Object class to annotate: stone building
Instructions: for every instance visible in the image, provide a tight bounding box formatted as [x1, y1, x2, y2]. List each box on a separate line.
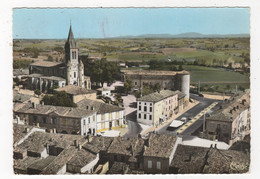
[106, 137, 145, 170]
[14, 102, 97, 136]
[170, 144, 250, 174]
[13, 98, 125, 136]
[27, 25, 91, 91]
[76, 99, 125, 134]
[55, 85, 97, 103]
[143, 134, 178, 174]
[13, 132, 99, 174]
[202, 90, 250, 145]
[121, 69, 190, 101]
[137, 90, 186, 126]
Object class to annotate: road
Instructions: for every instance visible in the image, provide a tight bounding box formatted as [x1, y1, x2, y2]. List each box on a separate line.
[156, 94, 222, 136]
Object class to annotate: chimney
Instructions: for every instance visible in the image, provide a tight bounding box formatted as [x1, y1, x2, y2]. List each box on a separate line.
[74, 140, 78, 146]
[78, 144, 82, 150]
[233, 107, 236, 111]
[49, 129, 53, 133]
[91, 106, 94, 111]
[46, 144, 49, 154]
[41, 101, 44, 105]
[25, 127, 30, 133]
[210, 144, 213, 148]
[214, 144, 217, 148]
[36, 123, 40, 127]
[32, 102, 36, 108]
[53, 128, 56, 134]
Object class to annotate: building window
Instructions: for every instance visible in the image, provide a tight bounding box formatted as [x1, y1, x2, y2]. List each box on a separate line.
[63, 119, 67, 125]
[223, 124, 227, 130]
[88, 118, 90, 124]
[144, 114, 147, 119]
[74, 72, 76, 78]
[51, 117, 56, 124]
[139, 102, 141, 105]
[144, 103, 146, 105]
[210, 123, 214, 129]
[139, 106, 141, 111]
[150, 103, 152, 106]
[148, 160, 152, 169]
[144, 106, 147, 112]
[33, 116, 37, 123]
[135, 82, 137, 85]
[42, 117, 47, 124]
[150, 107, 152, 112]
[139, 113, 141, 119]
[72, 51, 76, 59]
[149, 115, 152, 120]
[157, 161, 161, 169]
[114, 155, 118, 162]
[83, 120, 86, 125]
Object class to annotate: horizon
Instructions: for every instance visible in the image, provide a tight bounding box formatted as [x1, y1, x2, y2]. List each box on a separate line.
[13, 8, 250, 39]
[13, 31, 250, 40]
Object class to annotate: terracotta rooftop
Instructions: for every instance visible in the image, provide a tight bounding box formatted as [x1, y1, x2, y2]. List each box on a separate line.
[13, 124, 33, 145]
[29, 61, 63, 67]
[107, 137, 145, 157]
[143, 134, 177, 158]
[77, 99, 124, 114]
[121, 69, 189, 76]
[137, 90, 179, 102]
[207, 91, 250, 122]
[55, 85, 96, 95]
[15, 132, 86, 154]
[170, 144, 250, 174]
[16, 103, 96, 118]
[66, 148, 96, 168]
[83, 136, 114, 154]
[13, 91, 32, 103]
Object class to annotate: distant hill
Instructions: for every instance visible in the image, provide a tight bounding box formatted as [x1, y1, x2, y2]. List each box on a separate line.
[110, 32, 250, 39]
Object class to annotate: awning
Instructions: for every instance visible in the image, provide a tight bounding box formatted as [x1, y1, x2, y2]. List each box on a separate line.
[169, 120, 184, 128]
[99, 130, 120, 137]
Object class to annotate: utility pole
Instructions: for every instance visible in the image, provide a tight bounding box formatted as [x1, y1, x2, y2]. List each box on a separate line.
[203, 113, 206, 132]
[198, 80, 200, 94]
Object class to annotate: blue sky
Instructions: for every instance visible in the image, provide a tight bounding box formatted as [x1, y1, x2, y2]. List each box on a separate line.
[13, 8, 250, 39]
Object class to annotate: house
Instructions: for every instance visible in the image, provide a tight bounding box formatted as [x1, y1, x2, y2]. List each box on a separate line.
[137, 90, 182, 126]
[14, 102, 97, 136]
[143, 134, 178, 174]
[106, 137, 145, 170]
[13, 132, 100, 174]
[170, 144, 250, 174]
[55, 85, 96, 103]
[76, 99, 125, 134]
[203, 90, 250, 145]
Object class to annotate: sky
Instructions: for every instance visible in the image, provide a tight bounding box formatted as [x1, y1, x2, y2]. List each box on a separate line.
[13, 8, 250, 39]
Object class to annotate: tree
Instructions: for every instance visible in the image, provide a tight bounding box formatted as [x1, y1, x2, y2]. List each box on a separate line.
[124, 78, 133, 94]
[178, 65, 183, 71]
[34, 89, 42, 97]
[42, 91, 77, 107]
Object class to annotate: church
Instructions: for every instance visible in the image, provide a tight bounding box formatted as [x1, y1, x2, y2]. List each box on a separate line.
[27, 25, 91, 91]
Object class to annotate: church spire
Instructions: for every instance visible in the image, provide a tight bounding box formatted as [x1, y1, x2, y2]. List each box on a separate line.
[66, 23, 77, 48]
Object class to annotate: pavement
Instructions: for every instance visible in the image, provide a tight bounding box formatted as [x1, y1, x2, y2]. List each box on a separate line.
[141, 100, 200, 136]
[176, 102, 218, 134]
[156, 94, 222, 136]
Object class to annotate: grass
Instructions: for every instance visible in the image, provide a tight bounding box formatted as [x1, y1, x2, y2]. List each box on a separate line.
[183, 65, 250, 84]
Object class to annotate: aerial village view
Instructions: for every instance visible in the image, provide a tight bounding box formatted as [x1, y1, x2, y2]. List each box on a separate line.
[12, 8, 250, 174]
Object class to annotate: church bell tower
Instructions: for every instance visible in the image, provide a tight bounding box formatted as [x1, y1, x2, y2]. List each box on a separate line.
[65, 24, 84, 86]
